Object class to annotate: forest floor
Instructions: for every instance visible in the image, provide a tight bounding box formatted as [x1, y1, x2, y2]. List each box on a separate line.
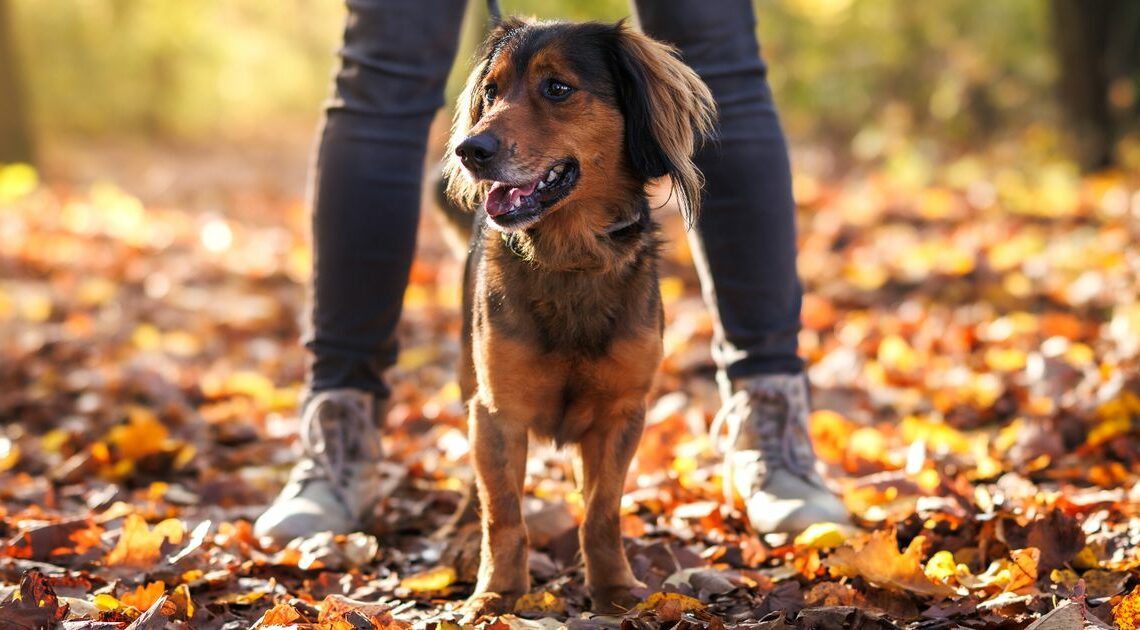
[1, 135, 1140, 629]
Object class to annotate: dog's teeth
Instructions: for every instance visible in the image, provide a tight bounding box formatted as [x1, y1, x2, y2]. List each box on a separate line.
[553, 164, 565, 174]
[512, 197, 522, 208]
[546, 170, 558, 182]
[537, 180, 547, 189]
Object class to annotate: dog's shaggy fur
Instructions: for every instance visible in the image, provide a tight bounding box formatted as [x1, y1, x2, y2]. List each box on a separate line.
[446, 18, 715, 616]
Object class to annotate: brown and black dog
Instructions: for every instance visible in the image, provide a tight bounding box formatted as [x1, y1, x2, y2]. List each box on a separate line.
[445, 18, 715, 616]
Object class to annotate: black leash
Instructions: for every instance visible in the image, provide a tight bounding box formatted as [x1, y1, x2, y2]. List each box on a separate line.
[487, 0, 503, 23]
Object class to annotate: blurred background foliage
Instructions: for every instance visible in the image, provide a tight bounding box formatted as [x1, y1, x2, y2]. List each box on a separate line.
[2, 0, 1138, 170]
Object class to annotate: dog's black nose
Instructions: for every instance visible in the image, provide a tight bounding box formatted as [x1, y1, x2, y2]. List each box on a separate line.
[456, 133, 500, 167]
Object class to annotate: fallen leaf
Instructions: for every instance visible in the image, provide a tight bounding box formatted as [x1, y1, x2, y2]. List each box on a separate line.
[399, 567, 457, 593]
[120, 581, 165, 612]
[631, 591, 705, 622]
[827, 530, 958, 598]
[105, 514, 185, 568]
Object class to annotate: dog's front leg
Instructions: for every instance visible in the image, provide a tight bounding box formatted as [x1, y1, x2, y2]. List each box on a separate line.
[464, 400, 530, 617]
[578, 403, 647, 613]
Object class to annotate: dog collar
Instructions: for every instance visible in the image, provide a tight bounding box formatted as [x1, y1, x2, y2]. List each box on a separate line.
[499, 204, 650, 261]
[603, 203, 651, 238]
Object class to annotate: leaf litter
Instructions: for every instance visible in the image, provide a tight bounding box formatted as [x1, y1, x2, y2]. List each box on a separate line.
[1, 151, 1139, 628]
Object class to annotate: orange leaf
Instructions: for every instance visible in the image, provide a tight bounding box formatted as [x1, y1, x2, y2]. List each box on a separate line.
[105, 514, 185, 568]
[1115, 586, 1140, 630]
[633, 592, 705, 622]
[827, 529, 958, 598]
[105, 406, 169, 461]
[120, 581, 165, 612]
[255, 602, 305, 627]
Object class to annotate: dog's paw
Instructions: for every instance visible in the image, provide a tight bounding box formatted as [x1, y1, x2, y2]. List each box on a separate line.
[589, 583, 645, 614]
[460, 591, 519, 623]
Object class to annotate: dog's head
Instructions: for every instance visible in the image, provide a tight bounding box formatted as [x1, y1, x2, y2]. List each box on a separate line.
[446, 19, 715, 233]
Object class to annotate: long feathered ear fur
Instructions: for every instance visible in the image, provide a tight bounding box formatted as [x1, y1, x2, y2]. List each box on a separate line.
[610, 23, 716, 226]
[444, 18, 529, 210]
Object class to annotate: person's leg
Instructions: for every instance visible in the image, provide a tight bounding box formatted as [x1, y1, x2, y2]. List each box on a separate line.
[634, 1, 800, 378]
[634, 0, 848, 533]
[256, 0, 469, 544]
[309, 0, 469, 397]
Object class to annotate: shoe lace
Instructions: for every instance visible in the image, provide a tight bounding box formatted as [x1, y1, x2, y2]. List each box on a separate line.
[297, 393, 375, 502]
[710, 379, 817, 484]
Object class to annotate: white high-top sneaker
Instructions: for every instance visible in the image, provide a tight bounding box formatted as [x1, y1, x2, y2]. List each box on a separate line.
[254, 389, 383, 545]
[715, 373, 849, 534]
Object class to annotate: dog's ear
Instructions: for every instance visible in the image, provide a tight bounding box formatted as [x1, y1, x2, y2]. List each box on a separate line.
[609, 23, 716, 225]
[445, 18, 529, 210]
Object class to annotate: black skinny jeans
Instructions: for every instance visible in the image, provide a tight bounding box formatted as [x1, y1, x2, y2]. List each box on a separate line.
[306, 0, 804, 397]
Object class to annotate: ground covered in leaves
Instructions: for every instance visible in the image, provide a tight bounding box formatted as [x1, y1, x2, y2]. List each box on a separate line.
[2, 143, 1140, 629]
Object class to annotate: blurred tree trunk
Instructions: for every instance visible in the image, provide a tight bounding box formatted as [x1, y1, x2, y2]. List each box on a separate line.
[1051, 0, 1140, 172]
[0, 0, 35, 165]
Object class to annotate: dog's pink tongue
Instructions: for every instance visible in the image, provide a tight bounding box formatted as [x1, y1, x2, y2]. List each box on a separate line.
[485, 180, 539, 217]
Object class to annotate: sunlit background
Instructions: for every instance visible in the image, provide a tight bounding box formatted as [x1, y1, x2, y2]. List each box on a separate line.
[5, 0, 1138, 187]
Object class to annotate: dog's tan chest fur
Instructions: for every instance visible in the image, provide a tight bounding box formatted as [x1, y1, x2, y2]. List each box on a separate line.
[474, 325, 662, 445]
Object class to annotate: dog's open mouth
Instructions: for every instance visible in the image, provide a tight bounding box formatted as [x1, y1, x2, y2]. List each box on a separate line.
[484, 159, 579, 229]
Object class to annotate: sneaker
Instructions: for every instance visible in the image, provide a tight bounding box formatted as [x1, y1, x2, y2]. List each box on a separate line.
[713, 373, 849, 534]
[253, 389, 384, 545]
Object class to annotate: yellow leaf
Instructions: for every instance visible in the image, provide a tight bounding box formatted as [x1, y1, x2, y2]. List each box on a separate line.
[984, 347, 1027, 372]
[925, 551, 957, 583]
[514, 591, 567, 615]
[93, 593, 124, 612]
[0, 438, 19, 472]
[399, 567, 456, 592]
[900, 415, 971, 455]
[215, 590, 267, 605]
[878, 335, 918, 373]
[132, 324, 162, 351]
[1072, 545, 1100, 570]
[0, 163, 38, 202]
[1114, 586, 1140, 630]
[794, 522, 850, 550]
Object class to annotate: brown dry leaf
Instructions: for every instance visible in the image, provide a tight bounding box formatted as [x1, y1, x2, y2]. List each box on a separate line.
[105, 514, 185, 567]
[0, 569, 69, 627]
[1024, 600, 1113, 629]
[958, 547, 1040, 595]
[631, 591, 705, 622]
[319, 594, 396, 624]
[826, 529, 958, 598]
[4, 518, 101, 561]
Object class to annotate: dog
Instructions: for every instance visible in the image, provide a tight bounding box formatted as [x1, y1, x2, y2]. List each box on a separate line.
[445, 17, 715, 616]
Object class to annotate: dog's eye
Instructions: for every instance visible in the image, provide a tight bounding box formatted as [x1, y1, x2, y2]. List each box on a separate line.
[543, 79, 574, 101]
[483, 84, 498, 103]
